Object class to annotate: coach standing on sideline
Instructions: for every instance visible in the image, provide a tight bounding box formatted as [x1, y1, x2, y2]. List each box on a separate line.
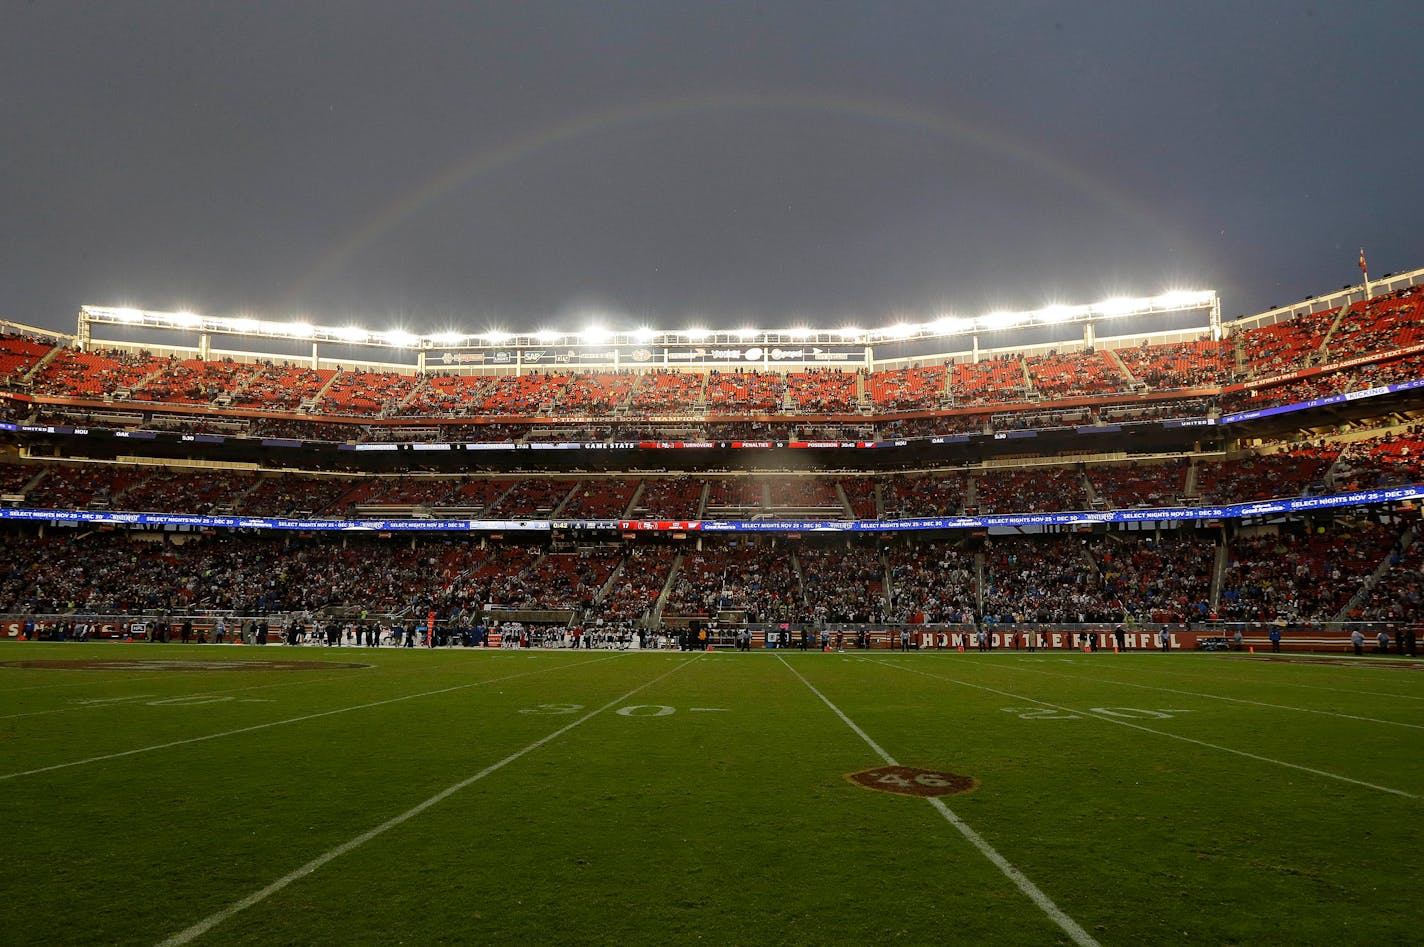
[1351, 628, 1364, 656]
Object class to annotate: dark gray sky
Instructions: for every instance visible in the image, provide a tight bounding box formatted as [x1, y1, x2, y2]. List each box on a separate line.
[3, 1, 1421, 336]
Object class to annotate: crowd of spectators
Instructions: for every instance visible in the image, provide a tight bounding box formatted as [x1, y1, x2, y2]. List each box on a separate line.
[1235, 309, 1336, 378]
[880, 472, 967, 517]
[10, 283, 1424, 429]
[716, 541, 801, 623]
[839, 477, 879, 519]
[2, 445, 1404, 524]
[0, 333, 55, 387]
[1355, 531, 1424, 622]
[1091, 534, 1214, 623]
[1324, 285, 1424, 359]
[132, 358, 255, 405]
[663, 546, 741, 617]
[490, 479, 577, 517]
[1217, 522, 1400, 622]
[230, 364, 333, 410]
[0, 531, 486, 616]
[1087, 461, 1188, 509]
[785, 369, 860, 413]
[980, 536, 1121, 622]
[1114, 338, 1228, 390]
[551, 372, 637, 415]
[797, 544, 887, 623]
[321, 371, 424, 417]
[867, 365, 946, 411]
[629, 371, 705, 413]
[703, 478, 766, 513]
[885, 539, 976, 623]
[3, 513, 1417, 628]
[951, 356, 1029, 405]
[1196, 447, 1340, 504]
[492, 548, 622, 611]
[974, 467, 1088, 514]
[586, 545, 676, 621]
[29, 348, 166, 398]
[1334, 429, 1424, 489]
[630, 477, 705, 519]
[704, 370, 784, 414]
[239, 474, 353, 516]
[1023, 350, 1129, 399]
[396, 373, 491, 416]
[1219, 372, 1355, 414]
[560, 480, 639, 518]
[765, 477, 845, 516]
[476, 373, 571, 415]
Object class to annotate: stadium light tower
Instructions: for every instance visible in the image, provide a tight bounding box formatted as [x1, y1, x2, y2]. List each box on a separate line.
[77, 287, 1222, 372]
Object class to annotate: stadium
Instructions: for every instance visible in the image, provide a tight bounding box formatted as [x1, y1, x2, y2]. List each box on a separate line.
[4, 267, 1424, 943]
[3, 270, 1424, 646]
[8, 4, 1424, 943]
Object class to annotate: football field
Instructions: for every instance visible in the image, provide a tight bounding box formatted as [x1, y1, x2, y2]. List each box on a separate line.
[3, 643, 1421, 945]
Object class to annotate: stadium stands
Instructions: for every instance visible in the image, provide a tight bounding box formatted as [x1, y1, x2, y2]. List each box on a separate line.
[2, 278, 1423, 640]
[705, 369, 784, 414]
[1217, 523, 1400, 622]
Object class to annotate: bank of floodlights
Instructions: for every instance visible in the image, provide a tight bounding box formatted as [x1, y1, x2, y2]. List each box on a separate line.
[80, 289, 1216, 351]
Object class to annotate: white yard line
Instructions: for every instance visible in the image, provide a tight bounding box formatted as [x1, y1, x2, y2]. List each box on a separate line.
[0, 672, 374, 722]
[777, 655, 1100, 947]
[994, 662, 1424, 730]
[0, 669, 235, 692]
[155, 656, 700, 947]
[1085, 657, 1424, 704]
[0, 655, 620, 783]
[876, 660, 1419, 800]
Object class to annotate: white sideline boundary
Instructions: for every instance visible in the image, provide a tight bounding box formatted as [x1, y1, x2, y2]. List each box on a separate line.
[156, 655, 702, 946]
[997, 662, 1424, 730]
[1085, 656, 1424, 704]
[776, 655, 1100, 947]
[0, 646, 498, 722]
[0, 654, 621, 783]
[0, 670, 381, 722]
[876, 660, 1419, 800]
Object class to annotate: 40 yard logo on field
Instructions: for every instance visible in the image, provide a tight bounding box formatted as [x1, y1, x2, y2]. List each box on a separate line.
[847, 765, 976, 798]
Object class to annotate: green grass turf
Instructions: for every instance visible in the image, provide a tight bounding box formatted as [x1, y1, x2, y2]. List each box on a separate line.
[2, 643, 1422, 945]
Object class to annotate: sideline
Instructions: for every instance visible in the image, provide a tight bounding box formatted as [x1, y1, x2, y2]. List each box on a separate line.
[0, 654, 620, 782]
[1073, 654, 1424, 704]
[0, 647, 540, 721]
[991, 661, 1424, 730]
[874, 659, 1418, 799]
[156, 655, 701, 946]
[777, 655, 1100, 947]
